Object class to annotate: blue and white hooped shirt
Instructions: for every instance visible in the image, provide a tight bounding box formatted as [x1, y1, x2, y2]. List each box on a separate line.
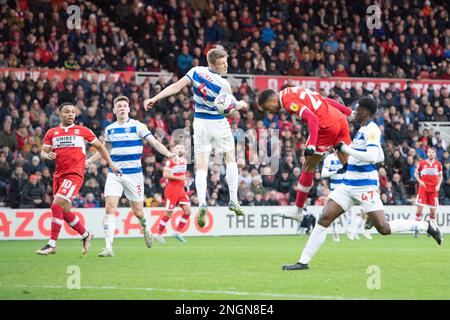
[185, 66, 232, 120]
[343, 120, 385, 187]
[104, 119, 153, 174]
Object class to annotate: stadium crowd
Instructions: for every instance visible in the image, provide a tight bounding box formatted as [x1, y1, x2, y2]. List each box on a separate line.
[1, 0, 449, 79]
[1, 0, 450, 209]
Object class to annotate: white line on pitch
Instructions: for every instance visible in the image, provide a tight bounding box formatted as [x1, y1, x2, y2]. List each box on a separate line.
[3, 284, 368, 300]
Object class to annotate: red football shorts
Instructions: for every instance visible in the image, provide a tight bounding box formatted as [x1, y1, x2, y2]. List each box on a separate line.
[416, 186, 439, 207]
[307, 117, 351, 154]
[164, 184, 190, 211]
[53, 173, 84, 202]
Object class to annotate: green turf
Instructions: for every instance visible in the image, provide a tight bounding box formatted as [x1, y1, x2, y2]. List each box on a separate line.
[0, 234, 449, 300]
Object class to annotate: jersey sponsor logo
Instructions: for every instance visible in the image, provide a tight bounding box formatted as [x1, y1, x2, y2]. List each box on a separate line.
[290, 103, 299, 112]
[52, 135, 84, 148]
[421, 168, 439, 175]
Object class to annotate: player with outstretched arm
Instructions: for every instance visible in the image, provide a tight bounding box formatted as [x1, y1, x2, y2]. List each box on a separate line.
[259, 86, 353, 221]
[282, 96, 442, 271]
[143, 48, 247, 227]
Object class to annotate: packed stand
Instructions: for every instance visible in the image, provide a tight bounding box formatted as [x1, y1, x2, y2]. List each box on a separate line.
[1, 69, 450, 208]
[1, 0, 450, 79]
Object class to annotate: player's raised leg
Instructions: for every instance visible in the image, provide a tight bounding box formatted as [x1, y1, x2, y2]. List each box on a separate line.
[99, 196, 119, 257]
[295, 154, 323, 210]
[224, 149, 243, 216]
[195, 151, 210, 227]
[366, 210, 441, 244]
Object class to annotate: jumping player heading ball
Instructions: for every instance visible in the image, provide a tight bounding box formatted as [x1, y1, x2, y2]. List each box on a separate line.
[258, 86, 353, 220]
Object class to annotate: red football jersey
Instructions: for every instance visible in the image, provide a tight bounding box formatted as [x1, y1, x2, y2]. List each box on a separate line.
[164, 157, 187, 187]
[43, 124, 97, 178]
[417, 159, 442, 192]
[279, 86, 345, 129]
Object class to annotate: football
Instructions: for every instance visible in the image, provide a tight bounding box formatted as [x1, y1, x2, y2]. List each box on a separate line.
[214, 93, 237, 116]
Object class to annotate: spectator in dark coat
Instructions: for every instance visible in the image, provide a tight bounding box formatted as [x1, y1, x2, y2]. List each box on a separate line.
[21, 174, 50, 208]
[9, 166, 28, 208]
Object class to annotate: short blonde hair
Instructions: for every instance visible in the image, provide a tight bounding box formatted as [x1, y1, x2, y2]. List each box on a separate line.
[207, 48, 228, 65]
[114, 95, 129, 105]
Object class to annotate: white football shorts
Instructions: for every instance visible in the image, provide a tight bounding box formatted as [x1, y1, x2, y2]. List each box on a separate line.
[193, 118, 235, 154]
[104, 172, 144, 202]
[328, 185, 384, 213]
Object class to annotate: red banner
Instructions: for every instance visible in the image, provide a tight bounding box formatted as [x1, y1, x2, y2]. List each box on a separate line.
[254, 75, 450, 95]
[0, 68, 135, 83]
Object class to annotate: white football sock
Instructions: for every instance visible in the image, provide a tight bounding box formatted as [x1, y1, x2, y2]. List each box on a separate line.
[225, 162, 239, 203]
[299, 224, 328, 265]
[104, 214, 116, 251]
[349, 215, 360, 238]
[195, 170, 208, 206]
[388, 219, 428, 233]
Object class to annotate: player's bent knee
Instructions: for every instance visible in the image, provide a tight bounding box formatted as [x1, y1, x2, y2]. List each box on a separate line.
[375, 223, 390, 235]
[165, 211, 173, 218]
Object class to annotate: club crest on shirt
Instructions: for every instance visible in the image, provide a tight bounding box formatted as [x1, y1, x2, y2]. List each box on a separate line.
[367, 132, 377, 143]
[290, 103, 299, 112]
[75, 129, 80, 134]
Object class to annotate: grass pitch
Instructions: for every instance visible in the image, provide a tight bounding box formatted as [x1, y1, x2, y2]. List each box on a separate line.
[0, 234, 449, 300]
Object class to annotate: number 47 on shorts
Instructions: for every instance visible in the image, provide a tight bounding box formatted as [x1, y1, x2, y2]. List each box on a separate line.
[361, 191, 374, 201]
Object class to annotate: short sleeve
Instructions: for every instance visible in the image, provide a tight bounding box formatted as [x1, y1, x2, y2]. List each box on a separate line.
[438, 162, 443, 172]
[82, 127, 97, 143]
[138, 122, 153, 140]
[43, 129, 53, 147]
[417, 161, 423, 173]
[185, 66, 198, 83]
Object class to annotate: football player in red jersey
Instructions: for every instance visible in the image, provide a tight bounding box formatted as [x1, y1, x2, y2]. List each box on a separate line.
[414, 148, 443, 236]
[258, 87, 353, 219]
[154, 144, 191, 243]
[36, 102, 121, 256]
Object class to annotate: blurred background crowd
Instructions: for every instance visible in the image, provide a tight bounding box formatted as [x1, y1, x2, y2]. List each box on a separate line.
[1, 0, 450, 208]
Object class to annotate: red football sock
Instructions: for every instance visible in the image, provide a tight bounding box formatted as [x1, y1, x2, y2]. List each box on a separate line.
[430, 211, 436, 220]
[50, 204, 64, 242]
[158, 215, 170, 234]
[177, 214, 190, 231]
[295, 172, 314, 208]
[64, 211, 87, 238]
[416, 212, 422, 221]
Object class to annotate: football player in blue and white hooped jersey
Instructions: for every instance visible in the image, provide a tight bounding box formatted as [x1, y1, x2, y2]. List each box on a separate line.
[86, 95, 173, 257]
[282, 96, 442, 271]
[143, 48, 247, 226]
